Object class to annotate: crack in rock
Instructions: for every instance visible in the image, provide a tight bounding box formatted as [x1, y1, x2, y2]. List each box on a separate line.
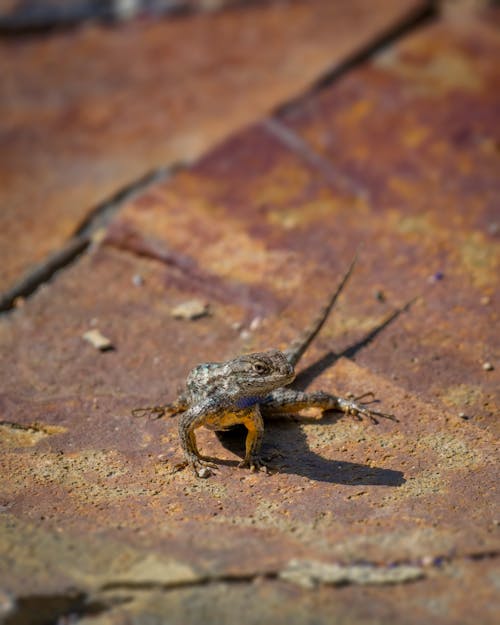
[0, 591, 111, 625]
[2, 551, 498, 624]
[0, 421, 65, 435]
[0, 421, 67, 448]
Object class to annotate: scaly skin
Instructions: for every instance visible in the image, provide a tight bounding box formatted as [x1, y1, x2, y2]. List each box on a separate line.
[134, 257, 397, 477]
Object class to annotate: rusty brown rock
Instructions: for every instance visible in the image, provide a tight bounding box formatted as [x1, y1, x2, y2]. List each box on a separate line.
[1, 8, 499, 625]
[0, 243, 498, 622]
[274, 13, 500, 431]
[104, 11, 500, 430]
[1, 513, 498, 624]
[0, 0, 426, 295]
[84, 557, 500, 625]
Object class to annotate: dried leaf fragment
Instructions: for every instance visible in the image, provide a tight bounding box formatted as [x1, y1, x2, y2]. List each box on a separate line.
[83, 329, 114, 351]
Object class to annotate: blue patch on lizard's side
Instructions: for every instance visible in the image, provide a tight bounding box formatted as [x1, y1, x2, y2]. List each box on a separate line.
[235, 396, 264, 409]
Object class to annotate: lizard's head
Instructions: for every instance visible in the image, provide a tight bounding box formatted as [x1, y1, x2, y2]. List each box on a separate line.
[223, 349, 295, 397]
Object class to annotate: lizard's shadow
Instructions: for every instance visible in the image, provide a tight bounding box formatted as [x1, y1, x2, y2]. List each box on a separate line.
[216, 306, 409, 486]
[216, 419, 404, 486]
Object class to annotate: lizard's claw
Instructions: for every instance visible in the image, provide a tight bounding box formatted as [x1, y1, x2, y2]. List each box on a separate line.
[132, 405, 175, 419]
[341, 396, 398, 424]
[355, 407, 398, 424]
[198, 456, 220, 469]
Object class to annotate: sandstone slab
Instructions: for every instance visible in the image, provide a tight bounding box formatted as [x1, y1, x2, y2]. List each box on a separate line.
[0, 0, 426, 294]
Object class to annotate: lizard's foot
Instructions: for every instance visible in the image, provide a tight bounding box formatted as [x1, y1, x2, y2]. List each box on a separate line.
[174, 456, 219, 478]
[238, 457, 268, 473]
[192, 458, 219, 478]
[132, 405, 178, 419]
[341, 392, 398, 424]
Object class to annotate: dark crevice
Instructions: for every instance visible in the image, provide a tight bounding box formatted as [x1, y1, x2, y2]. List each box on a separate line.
[2, 592, 111, 625]
[100, 550, 500, 595]
[265, 2, 437, 188]
[0, 420, 53, 434]
[73, 166, 173, 239]
[0, 166, 177, 315]
[0, 236, 90, 313]
[275, 1, 437, 118]
[467, 550, 500, 561]
[101, 572, 270, 593]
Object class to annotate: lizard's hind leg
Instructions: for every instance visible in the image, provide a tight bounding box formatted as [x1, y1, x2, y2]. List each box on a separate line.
[261, 389, 397, 424]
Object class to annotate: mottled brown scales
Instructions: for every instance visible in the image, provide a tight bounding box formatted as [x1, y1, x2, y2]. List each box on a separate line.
[133, 257, 397, 477]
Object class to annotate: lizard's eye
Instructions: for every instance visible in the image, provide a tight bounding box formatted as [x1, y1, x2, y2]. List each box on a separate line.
[252, 362, 268, 374]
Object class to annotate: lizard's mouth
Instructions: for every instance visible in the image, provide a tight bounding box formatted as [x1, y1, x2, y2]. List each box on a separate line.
[275, 368, 295, 389]
[284, 362, 296, 383]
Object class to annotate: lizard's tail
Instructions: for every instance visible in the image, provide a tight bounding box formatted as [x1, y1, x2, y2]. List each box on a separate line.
[283, 254, 357, 367]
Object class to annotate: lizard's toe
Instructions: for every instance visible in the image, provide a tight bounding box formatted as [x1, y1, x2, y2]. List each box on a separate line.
[361, 408, 398, 423]
[342, 398, 398, 424]
[239, 457, 268, 473]
[171, 460, 188, 474]
[198, 455, 220, 469]
[193, 458, 220, 478]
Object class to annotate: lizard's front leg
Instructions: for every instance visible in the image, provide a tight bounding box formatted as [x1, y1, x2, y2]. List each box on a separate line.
[238, 406, 265, 472]
[261, 389, 397, 424]
[178, 399, 220, 477]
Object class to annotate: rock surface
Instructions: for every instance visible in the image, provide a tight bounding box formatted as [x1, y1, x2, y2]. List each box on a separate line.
[0, 3, 499, 624]
[0, 0, 424, 294]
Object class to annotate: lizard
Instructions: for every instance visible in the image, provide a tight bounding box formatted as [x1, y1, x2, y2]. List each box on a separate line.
[133, 256, 397, 477]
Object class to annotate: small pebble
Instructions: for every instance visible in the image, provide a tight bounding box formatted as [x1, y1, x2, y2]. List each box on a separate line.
[132, 274, 144, 286]
[458, 412, 469, 420]
[375, 290, 386, 302]
[240, 329, 251, 341]
[249, 316, 263, 331]
[480, 296, 491, 306]
[482, 362, 494, 371]
[83, 329, 114, 351]
[428, 271, 444, 283]
[197, 467, 212, 479]
[0, 588, 15, 617]
[171, 299, 210, 320]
